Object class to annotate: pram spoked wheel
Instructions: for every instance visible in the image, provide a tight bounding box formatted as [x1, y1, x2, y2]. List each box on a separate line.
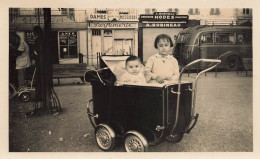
[165, 133, 183, 143]
[19, 92, 30, 102]
[95, 124, 116, 151]
[124, 131, 148, 152]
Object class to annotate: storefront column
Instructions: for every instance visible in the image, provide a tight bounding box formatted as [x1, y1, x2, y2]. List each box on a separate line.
[134, 28, 138, 56]
[87, 29, 92, 65]
[101, 29, 104, 54]
[112, 30, 115, 54]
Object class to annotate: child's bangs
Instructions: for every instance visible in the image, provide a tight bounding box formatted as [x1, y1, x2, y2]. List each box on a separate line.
[158, 38, 170, 43]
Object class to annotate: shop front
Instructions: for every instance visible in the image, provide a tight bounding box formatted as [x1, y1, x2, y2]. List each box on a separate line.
[138, 12, 191, 62]
[87, 14, 139, 65]
[10, 15, 88, 64]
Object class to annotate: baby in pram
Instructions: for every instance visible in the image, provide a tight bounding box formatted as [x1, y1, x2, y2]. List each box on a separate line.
[114, 34, 180, 85]
[116, 56, 146, 84]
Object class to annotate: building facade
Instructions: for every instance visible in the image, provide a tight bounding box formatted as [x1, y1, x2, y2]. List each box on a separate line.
[86, 8, 139, 65]
[9, 8, 252, 65]
[9, 8, 88, 64]
[141, 8, 252, 25]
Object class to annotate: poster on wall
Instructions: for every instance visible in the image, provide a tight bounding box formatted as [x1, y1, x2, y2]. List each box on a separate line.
[25, 31, 36, 44]
[59, 32, 69, 45]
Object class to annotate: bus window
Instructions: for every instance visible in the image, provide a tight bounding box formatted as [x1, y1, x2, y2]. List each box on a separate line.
[177, 34, 188, 43]
[200, 33, 213, 44]
[216, 33, 235, 44]
[236, 33, 252, 45]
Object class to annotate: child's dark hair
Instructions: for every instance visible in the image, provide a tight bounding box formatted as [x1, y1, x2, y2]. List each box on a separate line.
[125, 56, 142, 65]
[154, 34, 174, 48]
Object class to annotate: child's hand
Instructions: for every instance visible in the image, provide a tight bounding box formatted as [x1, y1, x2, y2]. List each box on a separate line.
[145, 73, 151, 83]
[155, 76, 164, 84]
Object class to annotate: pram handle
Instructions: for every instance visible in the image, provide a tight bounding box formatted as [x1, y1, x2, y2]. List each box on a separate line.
[180, 59, 221, 75]
[169, 59, 221, 136]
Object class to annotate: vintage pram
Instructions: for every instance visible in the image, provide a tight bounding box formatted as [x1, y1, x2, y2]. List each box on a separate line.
[85, 55, 221, 152]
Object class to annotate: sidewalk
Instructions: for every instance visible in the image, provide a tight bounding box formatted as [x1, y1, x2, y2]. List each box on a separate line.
[9, 79, 97, 152]
[9, 71, 253, 152]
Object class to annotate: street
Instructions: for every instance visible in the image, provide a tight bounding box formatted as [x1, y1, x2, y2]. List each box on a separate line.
[9, 71, 253, 152]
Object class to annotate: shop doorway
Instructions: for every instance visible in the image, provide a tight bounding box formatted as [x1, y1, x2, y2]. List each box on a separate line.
[104, 29, 113, 55]
[59, 31, 78, 58]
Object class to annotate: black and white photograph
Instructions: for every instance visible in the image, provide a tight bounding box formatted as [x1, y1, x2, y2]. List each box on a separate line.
[1, 0, 260, 158]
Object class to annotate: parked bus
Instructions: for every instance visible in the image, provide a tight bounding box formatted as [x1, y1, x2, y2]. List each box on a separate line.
[174, 25, 252, 71]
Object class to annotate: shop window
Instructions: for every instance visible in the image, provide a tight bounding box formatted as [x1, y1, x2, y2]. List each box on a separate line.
[145, 8, 152, 14]
[92, 29, 101, 36]
[195, 8, 200, 15]
[104, 30, 113, 55]
[61, 8, 68, 15]
[104, 30, 112, 37]
[200, 33, 214, 44]
[188, 8, 200, 15]
[152, 8, 157, 14]
[9, 8, 20, 22]
[167, 8, 173, 12]
[34, 8, 43, 15]
[59, 31, 78, 58]
[114, 39, 133, 55]
[174, 8, 179, 14]
[210, 8, 220, 15]
[216, 33, 235, 44]
[243, 8, 250, 15]
[236, 33, 252, 45]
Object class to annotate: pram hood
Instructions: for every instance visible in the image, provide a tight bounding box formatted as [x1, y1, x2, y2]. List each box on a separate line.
[84, 55, 130, 85]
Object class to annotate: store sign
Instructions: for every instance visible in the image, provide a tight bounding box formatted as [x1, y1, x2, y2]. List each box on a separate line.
[16, 16, 74, 23]
[89, 14, 108, 20]
[89, 22, 138, 28]
[88, 14, 138, 21]
[142, 22, 187, 28]
[140, 12, 189, 22]
[119, 14, 138, 21]
[25, 31, 36, 44]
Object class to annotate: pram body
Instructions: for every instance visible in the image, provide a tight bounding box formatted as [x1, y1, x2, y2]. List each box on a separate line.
[85, 55, 220, 152]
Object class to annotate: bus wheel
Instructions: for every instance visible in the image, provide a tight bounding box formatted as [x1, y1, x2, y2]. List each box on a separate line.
[226, 56, 238, 71]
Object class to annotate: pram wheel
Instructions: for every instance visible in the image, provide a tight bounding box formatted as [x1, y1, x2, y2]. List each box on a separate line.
[95, 124, 116, 151]
[165, 133, 183, 143]
[124, 131, 148, 152]
[19, 92, 30, 102]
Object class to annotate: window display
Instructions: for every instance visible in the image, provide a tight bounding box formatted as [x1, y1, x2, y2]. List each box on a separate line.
[59, 32, 77, 58]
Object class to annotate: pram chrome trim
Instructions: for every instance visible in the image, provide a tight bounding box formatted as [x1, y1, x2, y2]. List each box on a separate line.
[87, 99, 98, 128]
[178, 59, 221, 134]
[167, 59, 221, 135]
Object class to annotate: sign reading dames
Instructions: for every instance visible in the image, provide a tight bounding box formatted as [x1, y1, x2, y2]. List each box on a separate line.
[139, 12, 189, 28]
